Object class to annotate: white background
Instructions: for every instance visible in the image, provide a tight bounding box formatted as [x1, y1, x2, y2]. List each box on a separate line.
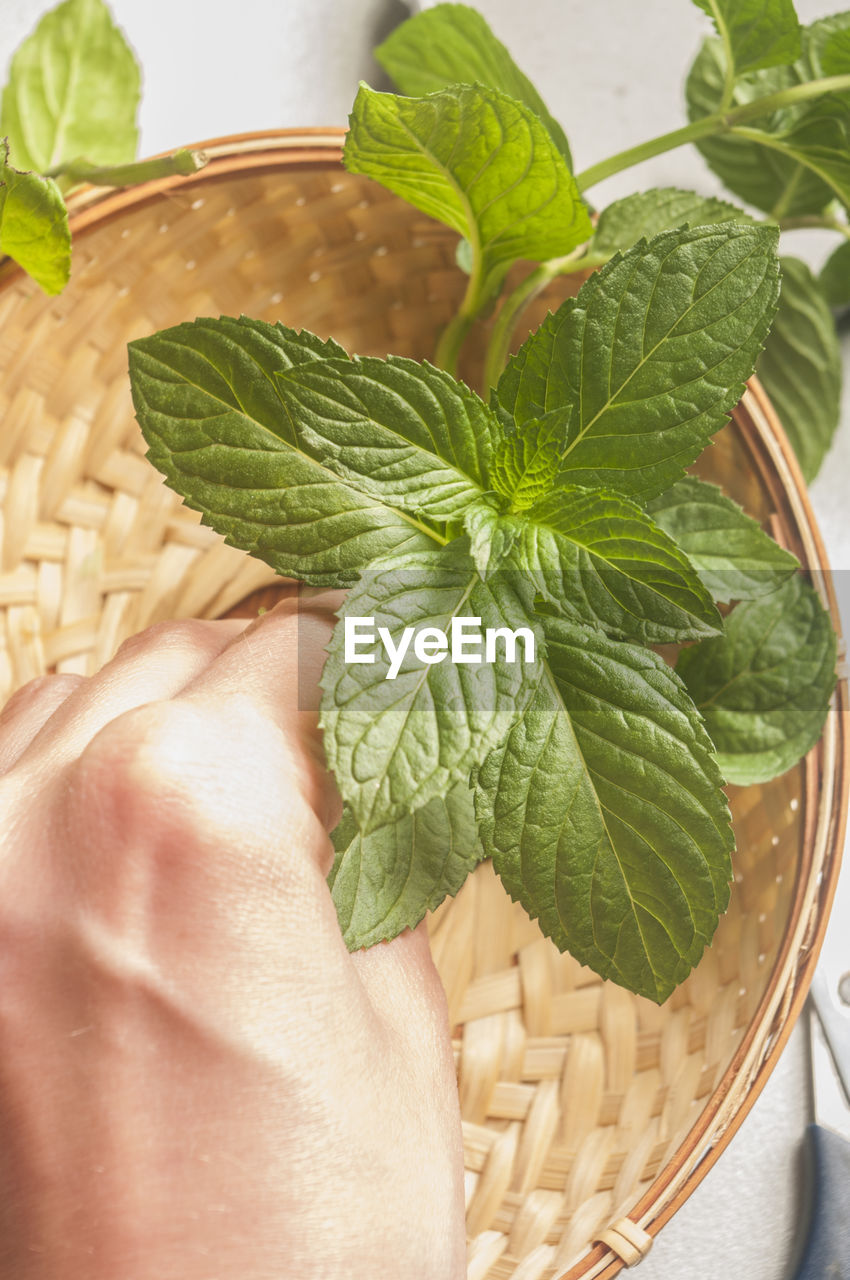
[2, 2, 848, 1277]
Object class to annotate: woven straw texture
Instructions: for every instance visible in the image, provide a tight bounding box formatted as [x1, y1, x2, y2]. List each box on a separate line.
[0, 131, 847, 1280]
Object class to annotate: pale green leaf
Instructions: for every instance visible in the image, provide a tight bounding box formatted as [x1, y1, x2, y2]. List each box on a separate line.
[646, 476, 799, 601]
[475, 614, 734, 1003]
[677, 575, 836, 784]
[343, 82, 590, 292]
[592, 187, 755, 258]
[505, 485, 722, 644]
[686, 37, 833, 216]
[0, 146, 70, 294]
[375, 2, 572, 164]
[1, 0, 140, 174]
[504, 224, 780, 500]
[274, 355, 501, 524]
[319, 541, 541, 832]
[756, 256, 841, 481]
[462, 500, 520, 577]
[328, 785, 483, 948]
[691, 0, 801, 76]
[128, 317, 436, 586]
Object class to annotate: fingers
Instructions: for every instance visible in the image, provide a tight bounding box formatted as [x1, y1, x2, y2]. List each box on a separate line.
[9, 618, 250, 775]
[178, 593, 343, 828]
[0, 674, 85, 774]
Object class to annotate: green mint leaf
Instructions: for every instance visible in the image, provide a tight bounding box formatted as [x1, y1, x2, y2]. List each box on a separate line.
[128, 317, 436, 586]
[691, 0, 801, 77]
[375, 2, 572, 165]
[756, 256, 841, 482]
[1, 0, 140, 174]
[677, 575, 836, 785]
[819, 239, 850, 308]
[646, 476, 799, 602]
[509, 224, 779, 500]
[506, 486, 722, 644]
[462, 500, 520, 577]
[475, 613, 734, 1003]
[489, 416, 563, 510]
[802, 12, 850, 104]
[343, 83, 590, 294]
[329, 784, 483, 949]
[274, 355, 501, 524]
[319, 541, 541, 832]
[592, 187, 755, 258]
[492, 304, 576, 434]
[0, 145, 70, 294]
[735, 100, 850, 212]
[685, 26, 846, 216]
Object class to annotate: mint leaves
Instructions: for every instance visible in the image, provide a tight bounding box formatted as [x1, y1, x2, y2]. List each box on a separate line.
[692, 0, 802, 79]
[476, 617, 734, 1003]
[678, 576, 836, 785]
[125, 1, 840, 1004]
[375, 2, 572, 164]
[0, 0, 205, 295]
[0, 142, 70, 293]
[506, 224, 781, 500]
[1, 0, 140, 174]
[756, 256, 842, 482]
[343, 82, 590, 329]
[128, 206, 837, 1003]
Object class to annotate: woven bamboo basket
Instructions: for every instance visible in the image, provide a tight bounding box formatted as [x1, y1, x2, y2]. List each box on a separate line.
[0, 130, 847, 1280]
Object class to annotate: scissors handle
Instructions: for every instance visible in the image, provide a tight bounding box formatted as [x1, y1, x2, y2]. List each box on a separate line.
[793, 1123, 850, 1280]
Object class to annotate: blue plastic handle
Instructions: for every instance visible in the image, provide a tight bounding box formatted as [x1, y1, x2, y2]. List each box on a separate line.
[793, 1123, 850, 1280]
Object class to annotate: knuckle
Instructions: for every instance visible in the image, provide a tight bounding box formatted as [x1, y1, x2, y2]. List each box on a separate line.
[66, 701, 210, 835]
[113, 618, 225, 666]
[0, 673, 82, 722]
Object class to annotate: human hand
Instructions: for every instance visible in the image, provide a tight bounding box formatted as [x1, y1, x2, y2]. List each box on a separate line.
[0, 599, 466, 1279]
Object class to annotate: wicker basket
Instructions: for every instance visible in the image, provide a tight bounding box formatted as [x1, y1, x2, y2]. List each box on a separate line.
[0, 130, 847, 1280]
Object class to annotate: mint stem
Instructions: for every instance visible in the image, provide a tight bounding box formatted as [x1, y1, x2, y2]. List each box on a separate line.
[483, 249, 607, 391]
[575, 74, 850, 191]
[46, 148, 205, 187]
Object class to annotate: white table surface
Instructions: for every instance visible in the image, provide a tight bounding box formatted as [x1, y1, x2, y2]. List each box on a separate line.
[1, 3, 848, 1277]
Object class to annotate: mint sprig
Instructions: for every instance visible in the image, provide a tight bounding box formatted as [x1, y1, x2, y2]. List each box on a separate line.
[128, 217, 836, 1003]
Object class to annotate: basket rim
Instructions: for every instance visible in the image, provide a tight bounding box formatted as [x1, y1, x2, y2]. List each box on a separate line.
[6, 128, 849, 1278]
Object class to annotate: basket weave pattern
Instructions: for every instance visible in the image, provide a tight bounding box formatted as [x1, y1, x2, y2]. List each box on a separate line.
[0, 133, 846, 1280]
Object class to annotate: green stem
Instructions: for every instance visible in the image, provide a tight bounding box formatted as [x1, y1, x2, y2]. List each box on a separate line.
[575, 73, 850, 191]
[779, 213, 850, 240]
[482, 250, 608, 390]
[434, 308, 476, 375]
[46, 148, 205, 187]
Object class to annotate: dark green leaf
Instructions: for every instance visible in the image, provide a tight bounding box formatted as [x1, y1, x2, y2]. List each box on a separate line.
[734, 99, 850, 212]
[375, 2, 572, 164]
[0, 0, 140, 173]
[691, 0, 801, 76]
[686, 37, 833, 216]
[646, 476, 799, 602]
[0, 145, 70, 294]
[329, 785, 483, 948]
[505, 485, 722, 643]
[343, 83, 590, 293]
[493, 304, 576, 434]
[517, 224, 780, 500]
[475, 613, 734, 1003]
[756, 255, 841, 481]
[819, 238, 850, 308]
[677, 575, 836, 784]
[592, 188, 754, 258]
[274, 355, 500, 523]
[320, 541, 541, 831]
[128, 317, 436, 586]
